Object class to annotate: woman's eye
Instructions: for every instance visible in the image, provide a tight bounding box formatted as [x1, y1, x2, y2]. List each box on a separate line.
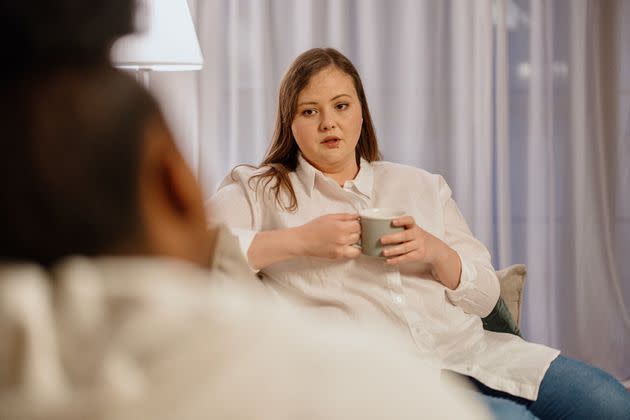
[336, 103, 349, 110]
[302, 109, 317, 117]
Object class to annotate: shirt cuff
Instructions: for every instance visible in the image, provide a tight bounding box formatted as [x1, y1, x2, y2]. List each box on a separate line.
[444, 254, 498, 317]
[229, 227, 260, 273]
[444, 256, 476, 303]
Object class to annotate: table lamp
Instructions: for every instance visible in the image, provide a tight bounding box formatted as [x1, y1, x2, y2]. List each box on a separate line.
[111, 0, 203, 86]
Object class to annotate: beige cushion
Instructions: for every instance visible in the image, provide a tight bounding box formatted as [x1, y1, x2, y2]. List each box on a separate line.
[496, 264, 527, 327]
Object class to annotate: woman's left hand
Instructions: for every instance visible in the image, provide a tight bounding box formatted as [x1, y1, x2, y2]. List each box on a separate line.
[379, 216, 444, 265]
[380, 215, 462, 289]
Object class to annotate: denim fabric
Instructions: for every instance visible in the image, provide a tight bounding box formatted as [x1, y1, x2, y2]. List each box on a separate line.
[470, 355, 630, 419]
[479, 395, 539, 419]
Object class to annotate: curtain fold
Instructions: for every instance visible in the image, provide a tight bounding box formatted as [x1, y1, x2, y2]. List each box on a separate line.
[567, 0, 630, 369]
[150, 0, 629, 382]
[494, 0, 513, 269]
[524, 0, 557, 346]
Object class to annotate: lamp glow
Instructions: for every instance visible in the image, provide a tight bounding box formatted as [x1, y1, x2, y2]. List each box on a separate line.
[111, 0, 203, 73]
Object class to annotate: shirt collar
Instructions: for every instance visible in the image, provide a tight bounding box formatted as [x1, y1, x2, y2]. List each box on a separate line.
[295, 153, 374, 199]
[352, 158, 374, 199]
[296, 153, 317, 194]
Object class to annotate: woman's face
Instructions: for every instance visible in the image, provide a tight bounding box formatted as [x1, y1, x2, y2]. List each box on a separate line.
[291, 66, 363, 176]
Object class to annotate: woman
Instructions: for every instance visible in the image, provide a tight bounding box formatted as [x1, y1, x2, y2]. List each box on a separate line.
[210, 48, 630, 419]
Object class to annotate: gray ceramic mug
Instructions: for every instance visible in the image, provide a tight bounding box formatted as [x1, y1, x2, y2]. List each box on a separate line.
[358, 208, 406, 257]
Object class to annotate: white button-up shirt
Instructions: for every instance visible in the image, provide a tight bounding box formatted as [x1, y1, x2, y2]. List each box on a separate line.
[210, 155, 560, 400]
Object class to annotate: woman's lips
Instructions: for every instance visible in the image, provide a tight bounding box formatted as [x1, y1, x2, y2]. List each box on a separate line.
[322, 138, 341, 148]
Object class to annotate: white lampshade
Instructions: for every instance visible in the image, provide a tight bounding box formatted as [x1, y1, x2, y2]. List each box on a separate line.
[111, 0, 203, 71]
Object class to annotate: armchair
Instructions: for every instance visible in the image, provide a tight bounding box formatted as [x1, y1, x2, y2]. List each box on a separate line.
[481, 264, 527, 336]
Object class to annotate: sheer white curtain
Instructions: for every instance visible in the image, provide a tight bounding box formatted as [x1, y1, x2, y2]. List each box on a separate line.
[150, 0, 630, 382]
[507, 0, 630, 381]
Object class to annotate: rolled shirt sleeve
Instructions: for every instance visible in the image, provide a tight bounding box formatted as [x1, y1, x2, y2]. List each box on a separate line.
[437, 176, 500, 317]
[207, 171, 261, 272]
[229, 227, 258, 271]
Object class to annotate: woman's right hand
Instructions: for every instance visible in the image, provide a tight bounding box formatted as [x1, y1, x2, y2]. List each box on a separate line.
[247, 213, 361, 270]
[296, 213, 361, 260]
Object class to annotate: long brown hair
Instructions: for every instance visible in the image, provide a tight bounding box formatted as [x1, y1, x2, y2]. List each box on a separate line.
[244, 47, 381, 211]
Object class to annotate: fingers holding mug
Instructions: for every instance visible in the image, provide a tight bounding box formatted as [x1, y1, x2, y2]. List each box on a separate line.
[358, 208, 405, 257]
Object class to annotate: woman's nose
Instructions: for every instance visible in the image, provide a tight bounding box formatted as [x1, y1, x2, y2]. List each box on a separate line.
[319, 112, 336, 131]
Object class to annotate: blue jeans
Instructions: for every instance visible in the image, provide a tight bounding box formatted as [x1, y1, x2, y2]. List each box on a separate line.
[468, 355, 630, 419]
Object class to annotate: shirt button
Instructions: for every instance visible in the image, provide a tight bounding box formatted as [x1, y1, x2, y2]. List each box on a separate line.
[394, 294, 404, 304]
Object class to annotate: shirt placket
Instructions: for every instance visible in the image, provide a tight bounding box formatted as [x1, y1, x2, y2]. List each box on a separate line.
[342, 180, 434, 352]
[385, 267, 435, 353]
[341, 182, 370, 211]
